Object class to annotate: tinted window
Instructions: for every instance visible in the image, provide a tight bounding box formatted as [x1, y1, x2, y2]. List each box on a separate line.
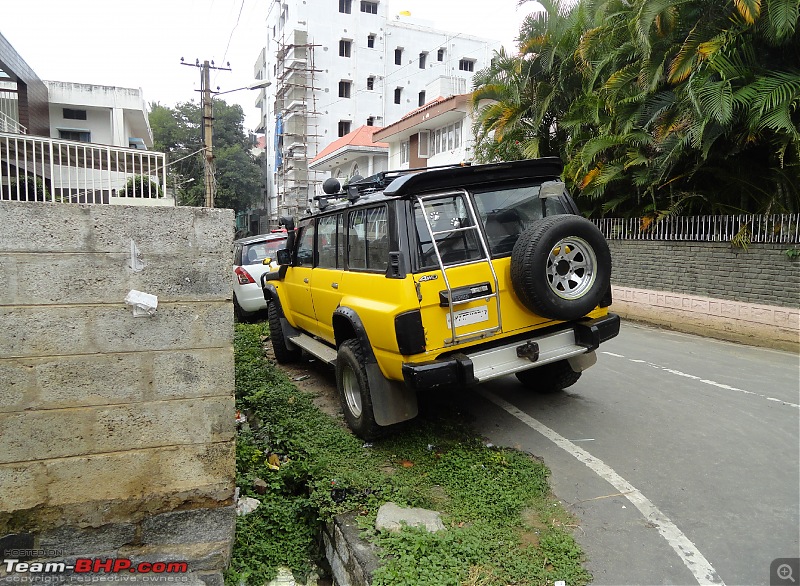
[317, 214, 344, 268]
[473, 185, 569, 255]
[413, 195, 483, 268]
[295, 223, 315, 266]
[348, 206, 389, 271]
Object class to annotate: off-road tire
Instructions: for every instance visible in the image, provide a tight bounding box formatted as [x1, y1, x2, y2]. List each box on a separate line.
[267, 302, 301, 363]
[336, 339, 381, 440]
[515, 360, 581, 392]
[510, 215, 611, 321]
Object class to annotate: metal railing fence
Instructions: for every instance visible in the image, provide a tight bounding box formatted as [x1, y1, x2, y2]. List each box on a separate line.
[593, 214, 800, 244]
[1, 131, 167, 204]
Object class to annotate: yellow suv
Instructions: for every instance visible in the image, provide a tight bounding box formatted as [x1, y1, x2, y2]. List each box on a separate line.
[263, 158, 619, 438]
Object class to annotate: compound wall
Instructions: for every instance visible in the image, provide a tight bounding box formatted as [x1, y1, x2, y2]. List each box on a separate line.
[0, 202, 236, 585]
[607, 240, 799, 350]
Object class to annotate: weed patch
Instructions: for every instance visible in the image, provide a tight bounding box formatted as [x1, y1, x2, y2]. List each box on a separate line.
[227, 323, 591, 586]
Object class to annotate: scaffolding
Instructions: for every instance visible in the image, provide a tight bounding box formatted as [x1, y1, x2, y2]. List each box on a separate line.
[273, 29, 324, 218]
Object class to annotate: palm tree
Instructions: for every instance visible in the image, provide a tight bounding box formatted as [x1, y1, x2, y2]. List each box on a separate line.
[471, 0, 800, 216]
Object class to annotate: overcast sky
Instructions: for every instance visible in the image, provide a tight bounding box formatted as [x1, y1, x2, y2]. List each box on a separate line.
[2, 0, 539, 131]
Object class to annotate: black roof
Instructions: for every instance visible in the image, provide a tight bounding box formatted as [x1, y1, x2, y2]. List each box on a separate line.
[382, 157, 563, 196]
[308, 157, 564, 216]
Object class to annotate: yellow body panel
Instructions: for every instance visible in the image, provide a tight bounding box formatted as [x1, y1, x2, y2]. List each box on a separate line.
[276, 256, 609, 383]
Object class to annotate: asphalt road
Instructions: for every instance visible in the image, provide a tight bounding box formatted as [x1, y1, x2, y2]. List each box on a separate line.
[463, 321, 800, 586]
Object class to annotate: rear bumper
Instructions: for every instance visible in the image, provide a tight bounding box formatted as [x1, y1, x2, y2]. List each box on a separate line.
[402, 313, 620, 390]
[235, 283, 268, 313]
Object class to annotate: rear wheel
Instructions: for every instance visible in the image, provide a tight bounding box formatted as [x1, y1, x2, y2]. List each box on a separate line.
[336, 339, 380, 440]
[233, 294, 248, 323]
[267, 302, 301, 363]
[515, 360, 581, 393]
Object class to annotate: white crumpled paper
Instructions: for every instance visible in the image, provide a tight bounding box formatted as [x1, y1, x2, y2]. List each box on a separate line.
[124, 290, 158, 317]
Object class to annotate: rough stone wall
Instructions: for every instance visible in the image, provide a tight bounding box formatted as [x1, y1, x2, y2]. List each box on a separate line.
[607, 240, 799, 349]
[0, 202, 236, 585]
[607, 241, 799, 308]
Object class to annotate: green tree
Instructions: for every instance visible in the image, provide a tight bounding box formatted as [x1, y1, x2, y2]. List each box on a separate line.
[149, 100, 262, 213]
[472, 0, 800, 217]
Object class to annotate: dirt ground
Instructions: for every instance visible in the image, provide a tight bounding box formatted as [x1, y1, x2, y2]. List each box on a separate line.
[262, 337, 344, 420]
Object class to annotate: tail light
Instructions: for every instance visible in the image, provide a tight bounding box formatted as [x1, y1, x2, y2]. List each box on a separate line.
[235, 267, 256, 285]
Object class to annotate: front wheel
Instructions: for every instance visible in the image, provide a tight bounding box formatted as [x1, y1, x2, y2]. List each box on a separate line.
[515, 359, 581, 393]
[336, 339, 380, 440]
[267, 302, 302, 363]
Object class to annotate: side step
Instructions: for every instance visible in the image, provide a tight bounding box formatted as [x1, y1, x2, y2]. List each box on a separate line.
[287, 333, 338, 364]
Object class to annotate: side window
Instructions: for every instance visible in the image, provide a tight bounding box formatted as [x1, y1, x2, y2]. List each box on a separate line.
[295, 222, 316, 266]
[347, 206, 389, 272]
[317, 214, 344, 268]
[413, 194, 483, 268]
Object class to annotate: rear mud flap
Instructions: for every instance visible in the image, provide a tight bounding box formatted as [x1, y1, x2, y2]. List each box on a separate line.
[365, 363, 418, 426]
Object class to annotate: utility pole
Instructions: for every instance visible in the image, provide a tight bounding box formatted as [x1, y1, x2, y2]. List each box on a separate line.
[202, 61, 214, 208]
[181, 58, 230, 208]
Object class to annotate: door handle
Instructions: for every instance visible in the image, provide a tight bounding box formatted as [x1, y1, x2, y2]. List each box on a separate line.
[304, 278, 309, 284]
[331, 282, 339, 289]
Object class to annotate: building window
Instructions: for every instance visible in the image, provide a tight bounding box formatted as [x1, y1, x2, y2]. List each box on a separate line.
[418, 91, 426, 107]
[63, 108, 87, 120]
[366, 116, 375, 126]
[400, 140, 410, 165]
[339, 39, 352, 57]
[366, 76, 375, 90]
[394, 87, 402, 104]
[360, 1, 378, 14]
[437, 48, 445, 61]
[339, 0, 352, 13]
[429, 121, 463, 155]
[338, 120, 351, 137]
[459, 58, 475, 72]
[367, 34, 376, 48]
[419, 52, 427, 69]
[59, 129, 91, 142]
[394, 48, 403, 65]
[339, 80, 352, 98]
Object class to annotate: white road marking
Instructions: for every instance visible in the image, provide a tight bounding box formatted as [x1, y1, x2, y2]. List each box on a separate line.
[477, 388, 725, 586]
[600, 352, 800, 409]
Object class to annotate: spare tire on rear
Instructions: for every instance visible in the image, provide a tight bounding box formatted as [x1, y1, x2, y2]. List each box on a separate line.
[510, 215, 611, 321]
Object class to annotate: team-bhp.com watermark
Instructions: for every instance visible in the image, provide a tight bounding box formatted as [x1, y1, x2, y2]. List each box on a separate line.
[2, 555, 190, 583]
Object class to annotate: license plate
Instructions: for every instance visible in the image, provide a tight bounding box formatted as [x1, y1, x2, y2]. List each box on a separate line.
[446, 305, 489, 328]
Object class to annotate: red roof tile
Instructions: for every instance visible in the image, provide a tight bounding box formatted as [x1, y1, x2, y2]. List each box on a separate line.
[311, 125, 388, 163]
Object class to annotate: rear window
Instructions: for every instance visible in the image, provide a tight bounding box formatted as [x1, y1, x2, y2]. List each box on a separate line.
[413, 194, 484, 269]
[473, 184, 568, 255]
[241, 238, 286, 265]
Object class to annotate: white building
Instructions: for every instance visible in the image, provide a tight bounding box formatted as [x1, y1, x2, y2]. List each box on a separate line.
[46, 81, 153, 149]
[42, 81, 169, 206]
[308, 125, 388, 184]
[254, 0, 500, 225]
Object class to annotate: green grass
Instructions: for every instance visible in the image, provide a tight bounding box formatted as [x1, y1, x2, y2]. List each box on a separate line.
[227, 323, 591, 586]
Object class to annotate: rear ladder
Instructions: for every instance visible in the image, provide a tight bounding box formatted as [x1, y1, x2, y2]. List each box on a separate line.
[414, 192, 502, 346]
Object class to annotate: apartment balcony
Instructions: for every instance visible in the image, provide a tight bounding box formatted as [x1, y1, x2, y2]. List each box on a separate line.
[1, 131, 171, 206]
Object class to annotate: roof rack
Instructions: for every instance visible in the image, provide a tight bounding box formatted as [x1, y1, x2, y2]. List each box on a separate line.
[349, 162, 473, 193]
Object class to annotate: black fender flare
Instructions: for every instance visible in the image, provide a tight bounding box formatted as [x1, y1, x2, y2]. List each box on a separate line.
[332, 307, 377, 363]
[262, 283, 300, 340]
[332, 306, 417, 427]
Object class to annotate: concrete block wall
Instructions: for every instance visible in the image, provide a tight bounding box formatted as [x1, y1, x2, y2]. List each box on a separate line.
[0, 202, 236, 585]
[607, 241, 800, 349]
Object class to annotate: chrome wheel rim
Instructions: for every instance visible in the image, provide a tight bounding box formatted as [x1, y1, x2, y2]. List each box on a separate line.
[342, 366, 362, 418]
[546, 236, 597, 300]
